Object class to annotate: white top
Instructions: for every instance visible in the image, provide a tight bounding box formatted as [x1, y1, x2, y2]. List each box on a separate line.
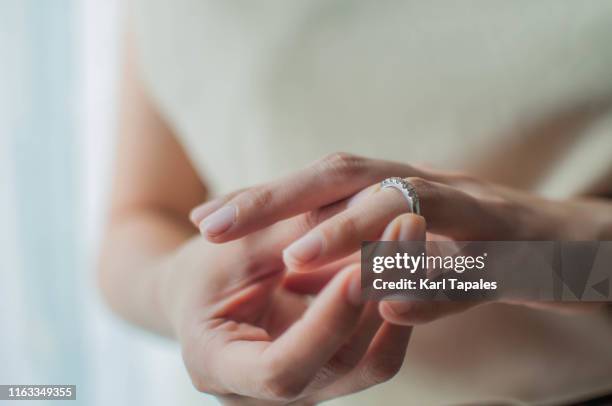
[131, 1, 612, 404]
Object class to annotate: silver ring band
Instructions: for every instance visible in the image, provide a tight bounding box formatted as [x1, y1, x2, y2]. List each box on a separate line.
[380, 177, 421, 215]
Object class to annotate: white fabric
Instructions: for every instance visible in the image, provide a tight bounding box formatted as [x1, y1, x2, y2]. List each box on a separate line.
[131, 1, 612, 404]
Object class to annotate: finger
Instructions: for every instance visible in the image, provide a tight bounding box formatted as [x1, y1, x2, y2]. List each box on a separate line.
[243, 196, 355, 264]
[282, 211, 414, 294]
[257, 265, 365, 399]
[197, 154, 435, 241]
[207, 193, 357, 295]
[282, 252, 360, 295]
[303, 301, 383, 392]
[379, 300, 479, 325]
[185, 318, 273, 397]
[308, 322, 413, 403]
[189, 188, 246, 226]
[283, 189, 427, 271]
[297, 214, 415, 393]
[374, 214, 476, 326]
[283, 177, 498, 271]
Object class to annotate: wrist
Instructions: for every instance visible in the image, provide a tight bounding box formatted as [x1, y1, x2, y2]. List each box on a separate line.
[156, 253, 181, 337]
[157, 237, 210, 339]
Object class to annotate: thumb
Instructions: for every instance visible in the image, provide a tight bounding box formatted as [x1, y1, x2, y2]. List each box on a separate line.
[375, 214, 477, 326]
[283, 213, 426, 294]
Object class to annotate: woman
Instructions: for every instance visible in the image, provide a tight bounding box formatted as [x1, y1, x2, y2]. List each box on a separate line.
[100, 1, 612, 404]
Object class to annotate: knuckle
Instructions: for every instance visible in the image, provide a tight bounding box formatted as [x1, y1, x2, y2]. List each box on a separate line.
[405, 176, 438, 210]
[242, 186, 274, 211]
[182, 320, 233, 396]
[300, 209, 322, 233]
[189, 374, 214, 394]
[318, 214, 360, 252]
[322, 151, 354, 165]
[360, 355, 403, 385]
[329, 215, 358, 240]
[259, 375, 304, 401]
[319, 152, 364, 179]
[325, 346, 362, 375]
[404, 176, 431, 194]
[186, 361, 224, 395]
[258, 356, 305, 400]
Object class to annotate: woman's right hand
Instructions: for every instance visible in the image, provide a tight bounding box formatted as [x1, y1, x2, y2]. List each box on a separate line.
[161, 212, 423, 405]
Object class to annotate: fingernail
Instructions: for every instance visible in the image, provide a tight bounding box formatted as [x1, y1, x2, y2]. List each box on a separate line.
[199, 205, 236, 236]
[347, 267, 363, 306]
[190, 199, 222, 225]
[284, 233, 322, 265]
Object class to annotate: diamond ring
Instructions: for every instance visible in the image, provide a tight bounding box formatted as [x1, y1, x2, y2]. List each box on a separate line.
[380, 177, 421, 215]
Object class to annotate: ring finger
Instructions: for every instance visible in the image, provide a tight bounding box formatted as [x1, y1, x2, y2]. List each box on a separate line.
[282, 177, 486, 272]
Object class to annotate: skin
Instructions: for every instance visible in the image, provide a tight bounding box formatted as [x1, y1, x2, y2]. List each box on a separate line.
[99, 37, 419, 405]
[101, 29, 612, 406]
[192, 153, 612, 324]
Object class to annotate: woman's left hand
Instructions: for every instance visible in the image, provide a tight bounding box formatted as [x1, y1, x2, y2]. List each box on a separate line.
[191, 152, 609, 325]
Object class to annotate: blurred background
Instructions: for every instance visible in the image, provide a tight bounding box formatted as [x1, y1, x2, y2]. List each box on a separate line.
[0, 1, 213, 404]
[3, 1, 611, 406]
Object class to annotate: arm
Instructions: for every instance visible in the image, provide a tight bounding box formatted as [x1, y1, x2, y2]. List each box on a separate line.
[98, 33, 207, 336]
[98, 36, 415, 404]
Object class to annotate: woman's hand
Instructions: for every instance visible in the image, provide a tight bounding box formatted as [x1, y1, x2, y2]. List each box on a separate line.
[163, 213, 423, 405]
[191, 152, 609, 326]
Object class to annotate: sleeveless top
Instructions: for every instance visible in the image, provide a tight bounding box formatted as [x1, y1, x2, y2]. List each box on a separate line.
[131, 1, 612, 404]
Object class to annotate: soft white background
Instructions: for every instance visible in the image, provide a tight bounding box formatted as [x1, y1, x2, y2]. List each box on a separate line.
[0, 1, 216, 404]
